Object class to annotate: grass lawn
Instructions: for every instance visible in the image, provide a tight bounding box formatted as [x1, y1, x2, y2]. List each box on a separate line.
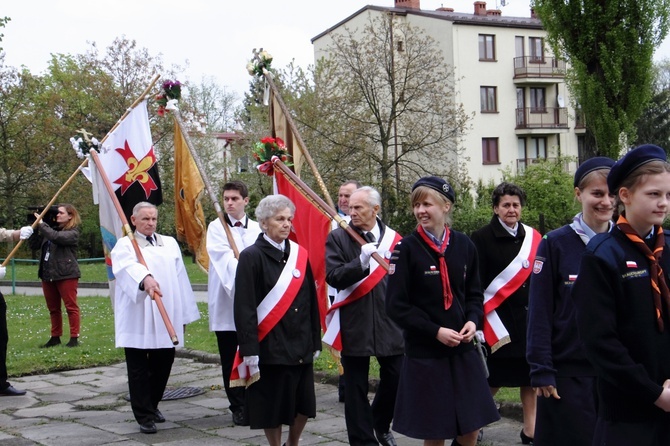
[3, 258, 208, 284]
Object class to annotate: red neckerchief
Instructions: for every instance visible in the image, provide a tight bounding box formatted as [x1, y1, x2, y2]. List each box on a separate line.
[417, 225, 453, 310]
[617, 214, 670, 332]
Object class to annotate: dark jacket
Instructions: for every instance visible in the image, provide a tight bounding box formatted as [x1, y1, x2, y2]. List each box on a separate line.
[526, 224, 595, 388]
[36, 223, 80, 282]
[234, 235, 321, 365]
[572, 227, 670, 423]
[470, 216, 532, 358]
[325, 218, 404, 357]
[386, 229, 483, 358]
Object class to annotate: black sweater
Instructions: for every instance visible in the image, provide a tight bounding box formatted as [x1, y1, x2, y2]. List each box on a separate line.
[386, 229, 483, 358]
[572, 227, 670, 422]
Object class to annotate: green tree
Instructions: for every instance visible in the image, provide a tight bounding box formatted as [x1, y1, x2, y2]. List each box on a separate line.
[635, 59, 670, 150]
[533, 0, 670, 157]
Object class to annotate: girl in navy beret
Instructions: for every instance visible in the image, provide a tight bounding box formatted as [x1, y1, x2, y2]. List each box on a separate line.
[572, 145, 670, 445]
[527, 157, 614, 445]
[386, 177, 499, 446]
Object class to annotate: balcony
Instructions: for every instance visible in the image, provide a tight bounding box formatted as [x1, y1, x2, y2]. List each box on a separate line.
[574, 108, 586, 134]
[516, 157, 575, 173]
[516, 107, 569, 132]
[513, 56, 566, 83]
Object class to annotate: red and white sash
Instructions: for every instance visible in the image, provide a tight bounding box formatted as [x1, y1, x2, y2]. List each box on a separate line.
[322, 228, 401, 351]
[230, 240, 308, 387]
[483, 224, 541, 353]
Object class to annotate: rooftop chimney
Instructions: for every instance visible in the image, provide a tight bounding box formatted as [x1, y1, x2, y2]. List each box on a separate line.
[437, 7, 455, 12]
[395, 0, 421, 9]
[474, 1, 487, 16]
[530, 7, 538, 19]
[487, 9, 501, 16]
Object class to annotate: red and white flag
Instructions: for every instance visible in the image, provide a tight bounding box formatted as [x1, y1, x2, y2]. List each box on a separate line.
[273, 169, 331, 330]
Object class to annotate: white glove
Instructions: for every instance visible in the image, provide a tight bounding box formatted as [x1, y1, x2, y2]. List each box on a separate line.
[0, 266, 5, 280]
[19, 226, 33, 240]
[475, 330, 486, 344]
[313, 350, 321, 360]
[243, 355, 259, 367]
[359, 243, 377, 268]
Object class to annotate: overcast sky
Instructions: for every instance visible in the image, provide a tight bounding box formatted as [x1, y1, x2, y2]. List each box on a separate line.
[3, 0, 669, 102]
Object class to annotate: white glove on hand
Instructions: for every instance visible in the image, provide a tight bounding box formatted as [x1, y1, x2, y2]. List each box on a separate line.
[359, 243, 377, 269]
[0, 266, 6, 280]
[475, 330, 486, 344]
[313, 350, 321, 360]
[19, 226, 33, 240]
[243, 355, 259, 367]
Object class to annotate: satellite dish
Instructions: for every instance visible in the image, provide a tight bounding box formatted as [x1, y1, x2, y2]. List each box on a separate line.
[557, 95, 565, 107]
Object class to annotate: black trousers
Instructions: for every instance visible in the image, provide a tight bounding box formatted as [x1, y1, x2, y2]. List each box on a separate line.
[341, 354, 402, 446]
[0, 292, 8, 390]
[215, 330, 245, 411]
[124, 347, 174, 425]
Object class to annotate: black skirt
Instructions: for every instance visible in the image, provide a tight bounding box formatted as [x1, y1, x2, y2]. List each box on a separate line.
[392, 350, 500, 440]
[486, 355, 532, 387]
[246, 363, 316, 429]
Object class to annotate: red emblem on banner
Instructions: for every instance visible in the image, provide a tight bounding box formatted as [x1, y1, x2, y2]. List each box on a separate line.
[114, 140, 159, 197]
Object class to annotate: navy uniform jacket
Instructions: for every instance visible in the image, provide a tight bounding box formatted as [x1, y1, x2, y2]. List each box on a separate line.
[471, 216, 533, 358]
[526, 225, 594, 388]
[325, 218, 404, 357]
[572, 227, 670, 423]
[386, 229, 483, 358]
[234, 235, 321, 365]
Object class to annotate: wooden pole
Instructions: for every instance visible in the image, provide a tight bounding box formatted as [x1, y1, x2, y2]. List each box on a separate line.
[170, 110, 239, 258]
[253, 49, 336, 210]
[89, 149, 178, 345]
[272, 158, 389, 271]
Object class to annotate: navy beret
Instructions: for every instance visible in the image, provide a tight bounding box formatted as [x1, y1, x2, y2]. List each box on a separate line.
[412, 176, 455, 203]
[607, 144, 667, 192]
[574, 156, 615, 188]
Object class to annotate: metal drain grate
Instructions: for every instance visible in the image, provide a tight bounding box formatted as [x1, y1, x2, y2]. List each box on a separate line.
[124, 386, 205, 401]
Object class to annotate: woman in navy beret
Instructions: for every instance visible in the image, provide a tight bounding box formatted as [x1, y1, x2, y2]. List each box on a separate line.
[572, 144, 670, 445]
[527, 156, 614, 445]
[386, 176, 499, 446]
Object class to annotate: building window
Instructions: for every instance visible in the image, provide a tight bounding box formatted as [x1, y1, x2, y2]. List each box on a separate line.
[530, 87, 546, 112]
[480, 86, 497, 112]
[529, 37, 544, 62]
[478, 34, 495, 61]
[482, 138, 499, 164]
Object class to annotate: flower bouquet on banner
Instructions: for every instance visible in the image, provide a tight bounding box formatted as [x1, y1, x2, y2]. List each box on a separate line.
[252, 136, 293, 176]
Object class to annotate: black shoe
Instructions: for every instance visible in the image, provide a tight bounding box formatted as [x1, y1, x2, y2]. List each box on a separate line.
[154, 409, 165, 423]
[520, 429, 534, 445]
[66, 337, 79, 347]
[139, 421, 157, 434]
[232, 408, 249, 426]
[0, 385, 26, 396]
[374, 429, 397, 446]
[41, 336, 61, 348]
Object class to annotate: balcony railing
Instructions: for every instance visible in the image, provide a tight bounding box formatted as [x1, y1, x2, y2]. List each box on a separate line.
[514, 56, 566, 78]
[516, 157, 573, 173]
[575, 108, 586, 129]
[516, 107, 569, 129]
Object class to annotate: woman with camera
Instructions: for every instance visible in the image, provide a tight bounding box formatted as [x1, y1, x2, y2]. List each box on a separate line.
[34, 204, 81, 348]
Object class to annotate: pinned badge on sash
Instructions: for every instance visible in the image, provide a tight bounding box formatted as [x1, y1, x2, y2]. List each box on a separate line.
[384, 250, 392, 259]
[522, 259, 530, 269]
[292, 269, 301, 278]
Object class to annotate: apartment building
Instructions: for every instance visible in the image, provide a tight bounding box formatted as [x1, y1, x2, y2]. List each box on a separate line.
[312, 0, 584, 184]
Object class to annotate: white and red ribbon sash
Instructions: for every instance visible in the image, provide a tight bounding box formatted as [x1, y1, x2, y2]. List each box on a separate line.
[230, 240, 308, 387]
[322, 228, 401, 351]
[482, 224, 541, 352]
